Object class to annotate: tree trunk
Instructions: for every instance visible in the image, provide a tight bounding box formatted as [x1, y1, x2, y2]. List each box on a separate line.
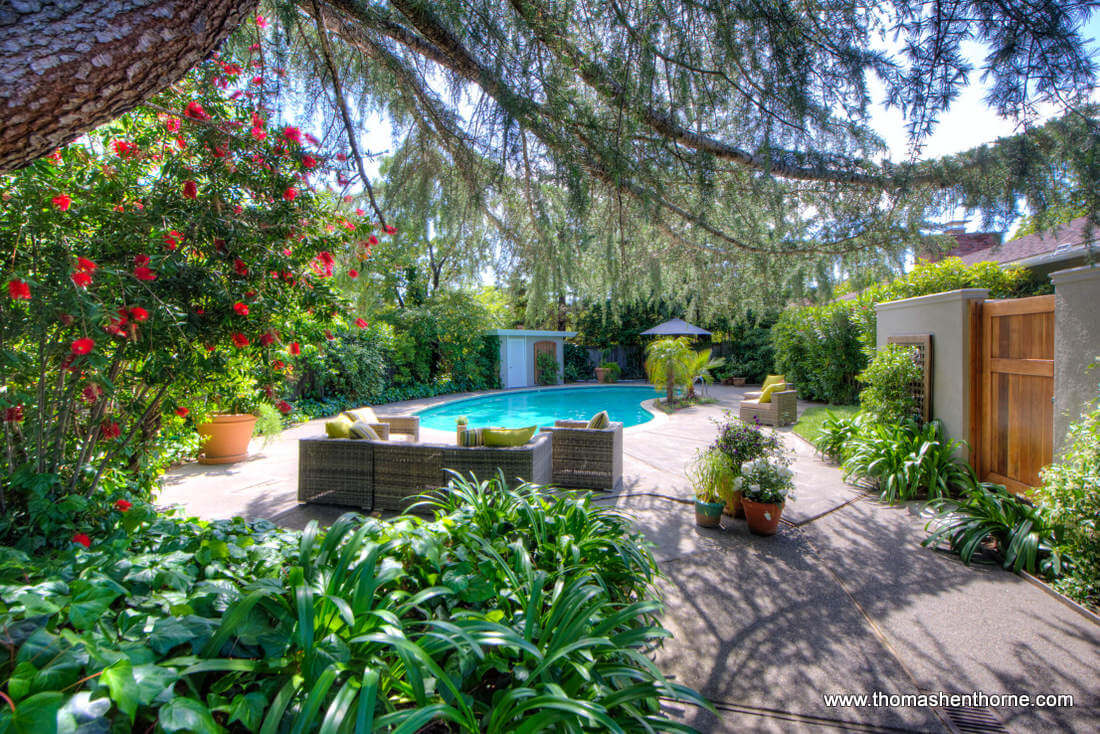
[666, 372, 674, 405]
[0, 0, 257, 172]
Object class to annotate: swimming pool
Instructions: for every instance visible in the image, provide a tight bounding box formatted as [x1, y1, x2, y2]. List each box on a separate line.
[414, 385, 661, 432]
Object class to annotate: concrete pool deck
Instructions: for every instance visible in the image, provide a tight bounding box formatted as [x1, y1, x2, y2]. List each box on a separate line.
[157, 383, 1099, 732]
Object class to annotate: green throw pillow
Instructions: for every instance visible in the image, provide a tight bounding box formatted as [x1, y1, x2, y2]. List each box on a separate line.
[482, 426, 537, 447]
[325, 415, 354, 438]
[762, 374, 785, 390]
[759, 382, 787, 404]
[457, 428, 484, 447]
[349, 420, 381, 440]
[586, 410, 610, 429]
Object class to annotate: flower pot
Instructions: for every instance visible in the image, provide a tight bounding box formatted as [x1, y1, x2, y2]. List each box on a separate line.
[722, 377, 747, 386]
[695, 499, 725, 528]
[197, 413, 257, 465]
[595, 367, 610, 383]
[742, 499, 783, 535]
[724, 489, 745, 518]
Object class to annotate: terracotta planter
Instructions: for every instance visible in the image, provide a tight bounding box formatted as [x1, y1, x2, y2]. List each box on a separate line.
[723, 489, 745, 518]
[595, 367, 610, 383]
[742, 499, 784, 535]
[197, 413, 257, 465]
[695, 499, 725, 528]
[722, 377, 747, 386]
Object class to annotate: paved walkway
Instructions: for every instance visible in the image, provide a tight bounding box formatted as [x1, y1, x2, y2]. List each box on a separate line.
[159, 385, 1099, 732]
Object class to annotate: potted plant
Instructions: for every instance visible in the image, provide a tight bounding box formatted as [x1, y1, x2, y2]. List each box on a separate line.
[596, 361, 621, 383]
[710, 413, 781, 516]
[689, 449, 728, 528]
[194, 364, 281, 464]
[735, 457, 795, 535]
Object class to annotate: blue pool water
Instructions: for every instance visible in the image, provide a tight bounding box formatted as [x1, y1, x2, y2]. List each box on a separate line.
[415, 385, 660, 431]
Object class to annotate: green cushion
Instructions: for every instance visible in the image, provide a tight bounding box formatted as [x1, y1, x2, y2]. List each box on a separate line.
[342, 407, 379, 424]
[762, 375, 785, 390]
[759, 382, 787, 404]
[349, 420, 380, 440]
[482, 426, 537, 447]
[586, 410, 610, 429]
[457, 427, 484, 447]
[325, 415, 354, 438]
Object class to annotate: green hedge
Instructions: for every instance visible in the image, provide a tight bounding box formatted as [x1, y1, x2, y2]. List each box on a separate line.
[773, 258, 1046, 404]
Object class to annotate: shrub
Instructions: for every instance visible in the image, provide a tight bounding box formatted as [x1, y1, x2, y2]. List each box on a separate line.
[711, 412, 782, 469]
[598, 360, 622, 382]
[843, 420, 976, 502]
[1034, 389, 1100, 606]
[923, 484, 1064, 577]
[563, 343, 590, 382]
[0, 476, 705, 731]
[813, 411, 863, 463]
[536, 351, 560, 385]
[857, 344, 922, 424]
[295, 325, 389, 405]
[713, 310, 777, 384]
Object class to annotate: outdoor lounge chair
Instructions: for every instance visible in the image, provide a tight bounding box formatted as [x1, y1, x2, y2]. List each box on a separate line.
[539, 420, 623, 490]
[299, 432, 551, 512]
[348, 413, 420, 442]
[738, 390, 797, 427]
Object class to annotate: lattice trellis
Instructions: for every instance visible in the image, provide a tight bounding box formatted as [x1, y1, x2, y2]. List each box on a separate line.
[887, 334, 933, 422]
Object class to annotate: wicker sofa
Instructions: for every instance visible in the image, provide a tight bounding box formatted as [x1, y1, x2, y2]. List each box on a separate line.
[357, 414, 421, 442]
[738, 390, 797, 426]
[299, 432, 551, 512]
[539, 420, 623, 490]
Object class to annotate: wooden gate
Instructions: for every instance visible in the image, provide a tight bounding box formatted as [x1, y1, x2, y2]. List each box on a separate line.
[970, 295, 1054, 495]
[533, 341, 556, 383]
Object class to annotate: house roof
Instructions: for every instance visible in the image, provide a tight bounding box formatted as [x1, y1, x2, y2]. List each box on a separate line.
[953, 216, 1096, 267]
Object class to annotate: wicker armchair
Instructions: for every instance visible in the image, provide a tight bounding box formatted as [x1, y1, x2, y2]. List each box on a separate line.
[540, 420, 623, 490]
[738, 390, 797, 427]
[374, 415, 420, 442]
[298, 432, 551, 513]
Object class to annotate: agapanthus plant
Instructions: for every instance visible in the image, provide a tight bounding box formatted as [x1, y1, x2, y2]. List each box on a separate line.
[0, 41, 387, 545]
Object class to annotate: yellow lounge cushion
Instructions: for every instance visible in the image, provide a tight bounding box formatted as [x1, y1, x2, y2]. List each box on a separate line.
[482, 426, 537, 447]
[349, 420, 381, 440]
[586, 410, 611, 429]
[762, 374, 786, 390]
[342, 406, 379, 424]
[325, 415, 354, 438]
[759, 382, 788, 404]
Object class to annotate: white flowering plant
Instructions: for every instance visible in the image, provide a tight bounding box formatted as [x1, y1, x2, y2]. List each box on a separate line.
[734, 456, 795, 505]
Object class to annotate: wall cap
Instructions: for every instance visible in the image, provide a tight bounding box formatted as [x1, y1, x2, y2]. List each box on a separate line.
[875, 288, 989, 312]
[1050, 264, 1100, 287]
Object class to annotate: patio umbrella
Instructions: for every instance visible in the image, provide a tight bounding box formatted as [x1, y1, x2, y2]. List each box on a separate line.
[639, 318, 711, 337]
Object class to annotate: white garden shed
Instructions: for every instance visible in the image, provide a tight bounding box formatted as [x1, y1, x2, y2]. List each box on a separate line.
[490, 329, 577, 388]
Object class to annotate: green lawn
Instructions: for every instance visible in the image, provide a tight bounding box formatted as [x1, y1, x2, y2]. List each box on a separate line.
[792, 404, 859, 444]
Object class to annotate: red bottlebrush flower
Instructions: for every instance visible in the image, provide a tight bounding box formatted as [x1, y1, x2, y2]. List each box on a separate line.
[165, 117, 181, 133]
[250, 127, 267, 142]
[289, 342, 301, 355]
[272, 359, 285, 370]
[231, 332, 250, 348]
[276, 400, 292, 414]
[132, 201, 144, 210]
[100, 421, 121, 439]
[354, 208, 364, 216]
[251, 75, 264, 86]
[283, 126, 302, 144]
[212, 144, 228, 158]
[175, 136, 186, 151]
[82, 384, 102, 404]
[114, 499, 132, 512]
[184, 101, 209, 121]
[336, 153, 347, 162]
[183, 180, 198, 199]
[244, 289, 256, 299]
[233, 204, 243, 215]
[4, 405, 24, 423]
[49, 149, 63, 164]
[133, 254, 150, 267]
[129, 306, 149, 322]
[71, 533, 91, 548]
[194, 307, 205, 316]
[259, 331, 276, 346]
[256, 14, 268, 27]
[113, 140, 138, 158]
[301, 155, 317, 169]
[59, 313, 74, 326]
[71, 271, 92, 288]
[249, 42, 260, 51]
[233, 301, 249, 316]
[283, 187, 298, 201]
[324, 330, 335, 341]
[354, 318, 368, 329]
[368, 234, 379, 246]
[8, 278, 30, 300]
[348, 269, 358, 278]
[52, 194, 72, 211]
[113, 204, 125, 212]
[233, 259, 248, 276]
[312, 251, 335, 277]
[213, 238, 227, 253]
[175, 406, 189, 418]
[133, 266, 156, 281]
[282, 247, 292, 257]
[163, 230, 183, 250]
[384, 224, 397, 235]
[77, 256, 97, 272]
[70, 337, 94, 355]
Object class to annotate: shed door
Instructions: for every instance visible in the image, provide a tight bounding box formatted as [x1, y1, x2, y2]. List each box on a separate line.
[506, 337, 526, 388]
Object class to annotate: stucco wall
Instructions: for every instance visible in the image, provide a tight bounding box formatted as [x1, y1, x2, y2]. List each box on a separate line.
[875, 289, 989, 457]
[1051, 265, 1100, 455]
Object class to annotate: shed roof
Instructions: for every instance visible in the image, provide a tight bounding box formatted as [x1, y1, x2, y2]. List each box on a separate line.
[489, 329, 578, 338]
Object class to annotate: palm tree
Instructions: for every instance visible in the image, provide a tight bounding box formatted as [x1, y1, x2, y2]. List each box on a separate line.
[683, 348, 726, 399]
[645, 337, 692, 404]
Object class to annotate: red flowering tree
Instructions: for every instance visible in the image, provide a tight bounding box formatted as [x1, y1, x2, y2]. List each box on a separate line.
[0, 44, 382, 538]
